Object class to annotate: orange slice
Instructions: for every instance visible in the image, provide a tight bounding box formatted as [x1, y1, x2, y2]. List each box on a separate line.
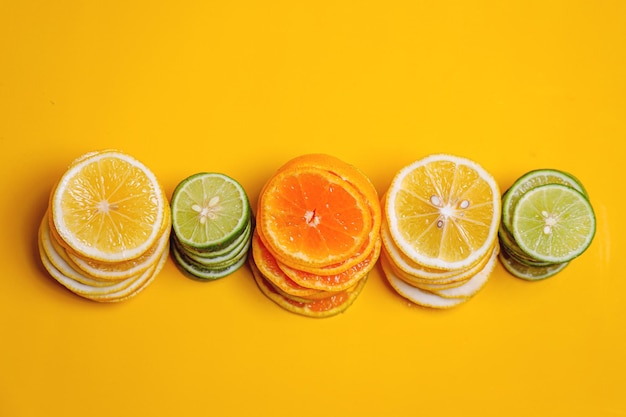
[250, 231, 326, 299]
[276, 237, 380, 292]
[51, 150, 168, 263]
[258, 166, 372, 269]
[250, 259, 368, 318]
[385, 154, 501, 271]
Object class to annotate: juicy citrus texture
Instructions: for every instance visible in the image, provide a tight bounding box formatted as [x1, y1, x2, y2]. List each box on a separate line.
[511, 183, 596, 263]
[250, 258, 368, 318]
[259, 166, 372, 268]
[386, 154, 501, 271]
[381, 154, 501, 308]
[501, 168, 588, 234]
[39, 150, 171, 302]
[251, 232, 326, 299]
[52, 150, 166, 263]
[251, 154, 381, 316]
[499, 169, 595, 280]
[171, 172, 250, 250]
[169, 172, 253, 281]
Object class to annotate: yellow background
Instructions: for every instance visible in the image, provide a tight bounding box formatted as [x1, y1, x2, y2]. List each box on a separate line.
[1, 1, 624, 416]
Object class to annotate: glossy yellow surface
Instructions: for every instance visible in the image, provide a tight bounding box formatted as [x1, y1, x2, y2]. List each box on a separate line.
[1, 1, 624, 416]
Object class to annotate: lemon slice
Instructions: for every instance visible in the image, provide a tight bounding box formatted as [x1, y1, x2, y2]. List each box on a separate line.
[51, 150, 167, 263]
[385, 154, 501, 271]
[381, 254, 467, 309]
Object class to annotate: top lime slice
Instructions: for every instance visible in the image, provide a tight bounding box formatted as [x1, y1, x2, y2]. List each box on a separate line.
[171, 172, 250, 251]
[502, 169, 588, 234]
[511, 183, 595, 264]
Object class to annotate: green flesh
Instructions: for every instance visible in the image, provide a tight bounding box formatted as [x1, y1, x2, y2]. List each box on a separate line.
[511, 183, 595, 264]
[171, 172, 250, 250]
[502, 169, 588, 234]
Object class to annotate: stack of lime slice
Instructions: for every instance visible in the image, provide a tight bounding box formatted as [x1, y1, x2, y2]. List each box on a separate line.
[170, 172, 253, 280]
[499, 169, 596, 280]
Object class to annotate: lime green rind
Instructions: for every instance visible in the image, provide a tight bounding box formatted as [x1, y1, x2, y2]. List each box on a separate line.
[178, 211, 254, 258]
[172, 231, 251, 270]
[498, 249, 569, 281]
[498, 225, 553, 267]
[171, 241, 248, 280]
[511, 184, 596, 264]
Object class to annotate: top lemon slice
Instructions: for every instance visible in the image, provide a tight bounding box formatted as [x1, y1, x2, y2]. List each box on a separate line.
[51, 150, 167, 263]
[385, 154, 501, 271]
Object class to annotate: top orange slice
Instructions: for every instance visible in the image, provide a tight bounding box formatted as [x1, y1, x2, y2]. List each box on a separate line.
[385, 154, 501, 271]
[258, 165, 372, 269]
[51, 150, 168, 263]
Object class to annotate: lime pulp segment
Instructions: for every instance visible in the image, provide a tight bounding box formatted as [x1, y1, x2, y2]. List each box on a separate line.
[511, 183, 595, 264]
[171, 172, 250, 250]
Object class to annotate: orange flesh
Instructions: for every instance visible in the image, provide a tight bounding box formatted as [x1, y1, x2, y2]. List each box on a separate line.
[260, 167, 371, 268]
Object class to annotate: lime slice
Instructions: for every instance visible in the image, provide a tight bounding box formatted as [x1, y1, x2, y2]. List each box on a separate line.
[511, 183, 595, 264]
[502, 169, 588, 234]
[498, 225, 553, 267]
[181, 214, 253, 258]
[171, 173, 250, 251]
[171, 241, 248, 280]
[498, 248, 568, 281]
[172, 224, 251, 269]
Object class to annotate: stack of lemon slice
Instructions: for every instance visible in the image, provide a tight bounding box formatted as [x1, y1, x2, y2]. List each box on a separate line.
[249, 154, 381, 318]
[38, 150, 171, 302]
[381, 154, 501, 309]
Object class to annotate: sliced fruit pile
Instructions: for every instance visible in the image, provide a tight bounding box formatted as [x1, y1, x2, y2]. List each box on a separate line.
[250, 154, 381, 318]
[38, 150, 171, 302]
[170, 172, 253, 280]
[381, 154, 501, 309]
[498, 169, 595, 280]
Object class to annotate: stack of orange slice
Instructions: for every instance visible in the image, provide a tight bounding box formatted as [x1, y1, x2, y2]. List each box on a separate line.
[38, 150, 171, 302]
[249, 154, 381, 318]
[381, 154, 501, 309]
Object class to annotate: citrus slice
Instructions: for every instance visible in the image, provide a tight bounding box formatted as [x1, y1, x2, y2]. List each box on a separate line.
[510, 183, 596, 264]
[381, 217, 492, 283]
[39, 216, 132, 288]
[250, 232, 327, 299]
[67, 209, 171, 280]
[385, 154, 501, 270]
[381, 254, 467, 309]
[171, 241, 248, 281]
[501, 169, 588, 234]
[276, 237, 380, 292]
[429, 243, 498, 299]
[258, 166, 372, 268]
[171, 172, 250, 251]
[51, 150, 167, 263]
[498, 247, 569, 281]
[250, 259, 368, 318]
[39, 231, 167, 301]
